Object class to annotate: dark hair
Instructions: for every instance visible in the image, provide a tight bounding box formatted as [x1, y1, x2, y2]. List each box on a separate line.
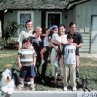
[69, 22, 75, 27]
[59, 24, 66, 28]
[23, 37, 31, 43]
[67, 34, 73, 39]
[26, 19, 32, 25]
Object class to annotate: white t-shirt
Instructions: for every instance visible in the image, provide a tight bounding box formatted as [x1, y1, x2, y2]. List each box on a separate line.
[64, 44, 76, 65]
[43, 36, 49, 46]
[60, 34, 67, 43]
[51, 33, 61, 43]
[18, 30, 33, 47]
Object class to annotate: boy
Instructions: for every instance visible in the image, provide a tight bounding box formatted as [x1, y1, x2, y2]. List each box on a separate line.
[17, 38, 36, 90]
[62, 34, 76, 91]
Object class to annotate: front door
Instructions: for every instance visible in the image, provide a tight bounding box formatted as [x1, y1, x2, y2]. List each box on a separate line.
[46, 12, 62, 28]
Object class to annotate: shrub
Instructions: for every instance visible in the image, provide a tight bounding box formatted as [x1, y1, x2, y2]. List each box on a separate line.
[4, 38, 18, 49]
[4, 22, 19, 39]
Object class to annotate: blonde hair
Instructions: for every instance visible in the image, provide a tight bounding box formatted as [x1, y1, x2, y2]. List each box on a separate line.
[35, 26, 42, 32]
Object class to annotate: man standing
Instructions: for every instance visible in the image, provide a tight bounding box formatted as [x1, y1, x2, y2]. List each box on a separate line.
[68, 22, 83, 79]
[18, 20, 33, 49]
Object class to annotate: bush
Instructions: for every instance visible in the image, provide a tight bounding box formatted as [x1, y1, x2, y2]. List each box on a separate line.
[4, 38, 18, 49]
[4, 22, 19, 39]
[0, 38, 6, 47]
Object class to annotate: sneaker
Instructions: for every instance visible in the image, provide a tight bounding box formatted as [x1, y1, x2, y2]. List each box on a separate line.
[54, 61, 59, 67]
[73, 87, 76, 91]
[63, 87, 67, 91]
[17, 84, 24, 90]
[30, 84, 35, 91]
[41, 79, 46, 83]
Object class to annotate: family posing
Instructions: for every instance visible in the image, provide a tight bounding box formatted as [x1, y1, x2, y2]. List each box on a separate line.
[17, 20, 83, 91]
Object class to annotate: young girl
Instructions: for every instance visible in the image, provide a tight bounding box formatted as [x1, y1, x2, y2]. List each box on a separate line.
[18, 38, 36, 90]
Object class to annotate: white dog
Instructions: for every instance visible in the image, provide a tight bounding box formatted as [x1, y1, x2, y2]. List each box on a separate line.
[0, 69, 15, 94]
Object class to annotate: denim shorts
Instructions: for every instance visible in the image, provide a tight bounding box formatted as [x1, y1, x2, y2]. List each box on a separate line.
[20, 65, 36, 78]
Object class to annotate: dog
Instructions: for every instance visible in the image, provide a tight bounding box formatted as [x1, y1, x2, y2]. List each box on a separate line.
[76, 77, 91, 92]
[0, 69, 15, 94]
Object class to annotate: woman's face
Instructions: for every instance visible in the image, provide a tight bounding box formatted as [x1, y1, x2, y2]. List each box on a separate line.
[26, 21, 33, 31]
[59, 26, 66, 35]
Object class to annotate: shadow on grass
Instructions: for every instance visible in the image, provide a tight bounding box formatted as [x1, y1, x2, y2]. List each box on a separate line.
[35, 75, 63, 90]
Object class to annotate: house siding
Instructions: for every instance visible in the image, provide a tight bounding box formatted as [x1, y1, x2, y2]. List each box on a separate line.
[75, 0, 97, 53]
[4, 10, 17, 24]
[4, 10, 41, 37]
[34, 10, 41, 28]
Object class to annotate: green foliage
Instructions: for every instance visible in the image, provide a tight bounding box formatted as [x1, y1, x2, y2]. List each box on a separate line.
[4, 21, 19, 39]
[4, 38, 18, 49]
[0, 38, 6, 47]
[0, 38, 18, 49]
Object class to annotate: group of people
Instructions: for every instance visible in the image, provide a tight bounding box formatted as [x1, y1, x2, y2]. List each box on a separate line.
[17, 20, 83, 91]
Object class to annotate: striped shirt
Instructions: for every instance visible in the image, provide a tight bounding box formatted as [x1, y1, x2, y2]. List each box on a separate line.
[18, 48, 37, 66]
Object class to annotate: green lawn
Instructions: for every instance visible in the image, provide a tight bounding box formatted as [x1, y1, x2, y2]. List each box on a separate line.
[0, 49, 97, 91]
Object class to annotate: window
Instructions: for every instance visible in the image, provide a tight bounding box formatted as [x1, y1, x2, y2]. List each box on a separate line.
[18, 11, 34, 35]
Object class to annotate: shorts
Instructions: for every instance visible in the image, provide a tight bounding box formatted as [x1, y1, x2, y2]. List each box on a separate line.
[19, 65, 36, 79]
[44, 46, 51, 51]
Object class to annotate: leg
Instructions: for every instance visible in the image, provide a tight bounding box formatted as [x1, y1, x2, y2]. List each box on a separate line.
[41, 50, 49, 82]
[69, 64, 76, 90]
[40, 47, 47, 59]
[36, 54, 41, 76]
[50, 49, 58, 77]
[63, 65, 69, 91]
[76, 55, 80, 79]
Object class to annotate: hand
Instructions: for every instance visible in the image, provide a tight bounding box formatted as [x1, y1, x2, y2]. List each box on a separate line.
[54, 46, 58, 51]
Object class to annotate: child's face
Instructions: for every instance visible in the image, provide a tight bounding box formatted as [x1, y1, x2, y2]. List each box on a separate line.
[25, 41, 31, 48]
[46, 29, 50, 35]
[68, 38, 73, 43]
[53, 28, 58, 33]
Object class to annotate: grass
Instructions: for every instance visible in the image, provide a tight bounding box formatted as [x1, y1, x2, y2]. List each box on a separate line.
[0, 49, 97, 90]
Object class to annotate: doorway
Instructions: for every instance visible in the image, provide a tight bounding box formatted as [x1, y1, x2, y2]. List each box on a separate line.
[46, 12, 62, 28]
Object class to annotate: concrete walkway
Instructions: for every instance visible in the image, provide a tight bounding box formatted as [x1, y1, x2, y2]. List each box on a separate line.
[0, 91, 97, 97]
[80, 53, 97, 59]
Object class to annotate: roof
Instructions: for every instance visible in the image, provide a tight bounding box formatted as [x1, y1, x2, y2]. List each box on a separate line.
[2, 0, 69, 10]
[0, 0, 90, 10]
[66, 0, 90, 9]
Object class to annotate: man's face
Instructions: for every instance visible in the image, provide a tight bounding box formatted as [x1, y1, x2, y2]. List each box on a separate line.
[26, 21, 33, 31]
[70, 24, 77, 33]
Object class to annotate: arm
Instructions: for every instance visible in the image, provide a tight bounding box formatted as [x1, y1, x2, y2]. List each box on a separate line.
[76, 43, 83, 48]
[17, 55, 22, 70]
[33, 51, 37, 66]
[48, 41, 58, 51]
